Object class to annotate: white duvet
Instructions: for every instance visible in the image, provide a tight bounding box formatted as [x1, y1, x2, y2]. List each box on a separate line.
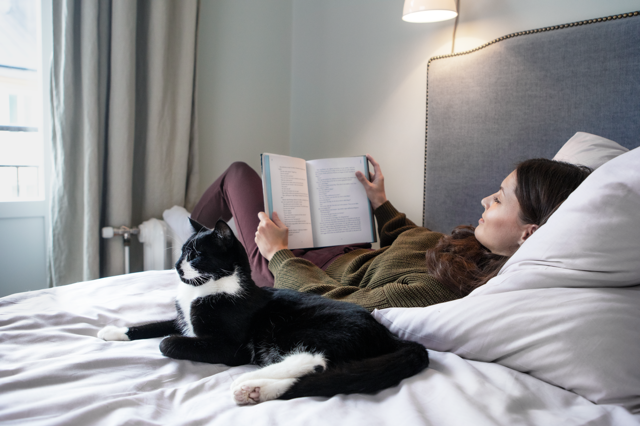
[0, 270, 637, 426]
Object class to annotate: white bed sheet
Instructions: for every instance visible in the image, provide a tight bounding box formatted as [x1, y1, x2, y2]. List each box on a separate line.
[0, 270, 637, 426]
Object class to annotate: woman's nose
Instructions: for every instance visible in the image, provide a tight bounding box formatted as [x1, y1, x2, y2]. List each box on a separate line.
[481, 195, 491, 210]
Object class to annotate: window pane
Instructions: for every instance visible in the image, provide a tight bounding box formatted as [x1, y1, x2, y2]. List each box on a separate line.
[9, 94, 17, 124]
[0, 166, 18, 200]
[0, 0, 43, 202]
[18, 166, 38, 198]
[0, 130, 41, 165]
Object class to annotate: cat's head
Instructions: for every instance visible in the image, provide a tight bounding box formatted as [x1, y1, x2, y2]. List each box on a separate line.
[175, 218, 251, 287]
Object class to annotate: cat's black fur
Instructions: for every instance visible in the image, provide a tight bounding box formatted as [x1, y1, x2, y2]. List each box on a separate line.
[103, 218, 429, 403]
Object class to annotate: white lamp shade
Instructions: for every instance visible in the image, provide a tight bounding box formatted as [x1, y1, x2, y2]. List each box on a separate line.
[403, 0, 458, 23]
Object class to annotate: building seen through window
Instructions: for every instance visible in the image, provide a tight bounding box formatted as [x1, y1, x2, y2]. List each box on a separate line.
[0, 0, 42, 201]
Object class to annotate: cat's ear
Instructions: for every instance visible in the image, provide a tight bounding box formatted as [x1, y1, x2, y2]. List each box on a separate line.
[188, 217, 208, 234]
[214, 219, 234, 241]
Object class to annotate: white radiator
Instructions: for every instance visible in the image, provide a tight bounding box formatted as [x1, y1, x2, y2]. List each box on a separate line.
[138, 218, 182, 271]
[102, 218, 182, 274]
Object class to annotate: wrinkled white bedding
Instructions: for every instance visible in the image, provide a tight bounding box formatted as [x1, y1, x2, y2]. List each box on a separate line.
[0, 270, 637, 426]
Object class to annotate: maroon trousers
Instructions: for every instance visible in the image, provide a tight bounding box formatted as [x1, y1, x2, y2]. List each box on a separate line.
[191, 162, 371, 287]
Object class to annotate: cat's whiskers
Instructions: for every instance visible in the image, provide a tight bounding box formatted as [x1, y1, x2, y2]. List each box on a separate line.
[194, 275, 210, 286]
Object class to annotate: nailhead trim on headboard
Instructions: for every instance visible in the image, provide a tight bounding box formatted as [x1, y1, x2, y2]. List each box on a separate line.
[422, 11, 640, 226]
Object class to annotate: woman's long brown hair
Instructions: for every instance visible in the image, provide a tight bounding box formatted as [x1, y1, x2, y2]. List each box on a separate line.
[425, 158, 592, 296]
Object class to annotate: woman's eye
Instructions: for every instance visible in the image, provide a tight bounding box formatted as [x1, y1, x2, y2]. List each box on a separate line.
[493, 197, 500, 204]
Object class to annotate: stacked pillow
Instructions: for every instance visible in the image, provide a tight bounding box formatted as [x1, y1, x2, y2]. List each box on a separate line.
[374, 133, 640, 413]
[552, 131, 628, 169]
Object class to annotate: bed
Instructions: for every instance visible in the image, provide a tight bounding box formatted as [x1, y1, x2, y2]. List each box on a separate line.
[2, 11, 640, 426]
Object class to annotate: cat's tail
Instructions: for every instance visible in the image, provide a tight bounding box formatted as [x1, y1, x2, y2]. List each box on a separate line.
[278, 339, 429, 400]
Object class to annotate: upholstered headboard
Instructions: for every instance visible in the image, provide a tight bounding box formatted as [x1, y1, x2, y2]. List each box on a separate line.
[423, 11, 640, 233]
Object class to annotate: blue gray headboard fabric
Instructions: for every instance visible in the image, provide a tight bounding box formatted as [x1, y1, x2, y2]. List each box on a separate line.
[423, 11, 640, 233]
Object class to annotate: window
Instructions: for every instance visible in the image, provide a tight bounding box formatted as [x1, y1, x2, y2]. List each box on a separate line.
[0, 0, 50, 296]
[0, 0, 43, 201]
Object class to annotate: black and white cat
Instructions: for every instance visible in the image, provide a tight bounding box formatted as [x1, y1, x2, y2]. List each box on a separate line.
[98, 218, 429, 405]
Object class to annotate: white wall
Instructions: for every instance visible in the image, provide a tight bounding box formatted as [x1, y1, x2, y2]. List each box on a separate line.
[197, 0, 640, 223]
[197, 0, 293, 196]
[290, 0, 453, 224]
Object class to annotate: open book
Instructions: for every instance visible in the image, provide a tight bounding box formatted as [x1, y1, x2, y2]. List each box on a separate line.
[261, 153, 377, 249]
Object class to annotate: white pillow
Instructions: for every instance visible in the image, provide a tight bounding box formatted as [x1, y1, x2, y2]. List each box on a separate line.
[553, 132, 629, 169]
[374, 287, 640, 410]
[373, 147, 640, 413]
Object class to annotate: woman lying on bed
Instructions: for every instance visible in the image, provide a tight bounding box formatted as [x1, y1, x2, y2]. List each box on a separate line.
[190, 155, 590, 312]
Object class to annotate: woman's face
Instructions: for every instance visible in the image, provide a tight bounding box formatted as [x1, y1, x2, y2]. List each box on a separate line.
[475, 171, 537, 256]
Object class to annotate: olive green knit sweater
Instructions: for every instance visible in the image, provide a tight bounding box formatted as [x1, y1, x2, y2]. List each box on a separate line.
[268, 201, 461, 312]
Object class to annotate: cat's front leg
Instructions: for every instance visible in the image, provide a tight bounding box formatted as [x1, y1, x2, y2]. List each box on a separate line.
[160, 335, 252, 366]
[98, 319, 179, 341]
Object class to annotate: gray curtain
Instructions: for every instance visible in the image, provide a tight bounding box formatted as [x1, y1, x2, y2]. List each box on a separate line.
[49, 0, 200, 286]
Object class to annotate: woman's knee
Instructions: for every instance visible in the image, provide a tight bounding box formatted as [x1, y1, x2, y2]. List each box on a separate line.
[227, 161, 260, 182]
[228, 161, 253, 174]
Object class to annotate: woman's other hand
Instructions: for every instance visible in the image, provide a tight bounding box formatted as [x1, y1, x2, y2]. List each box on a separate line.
[356, 154, 388, 210]
[255, 211, 289, 261]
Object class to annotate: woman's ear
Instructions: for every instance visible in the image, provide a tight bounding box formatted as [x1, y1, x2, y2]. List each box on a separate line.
[519, 224, 539, 245]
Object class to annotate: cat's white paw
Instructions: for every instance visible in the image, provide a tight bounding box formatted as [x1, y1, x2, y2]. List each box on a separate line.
[231, 352, 326, 389]
[231, 378, 295, 405]
[233, 383, 262, 405]
[97, 325, 130, 341]
[230, 351, 326, 405]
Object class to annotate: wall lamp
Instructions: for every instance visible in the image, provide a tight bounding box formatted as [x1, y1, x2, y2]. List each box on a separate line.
[402, 0, 458, 23]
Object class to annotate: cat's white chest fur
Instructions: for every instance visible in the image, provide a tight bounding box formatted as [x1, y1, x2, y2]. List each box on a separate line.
[176, 260, 243, 337]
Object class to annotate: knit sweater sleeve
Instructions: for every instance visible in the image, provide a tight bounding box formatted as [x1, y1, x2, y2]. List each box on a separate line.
[268, 249, 458, 312]
[374, 201, 417, 248]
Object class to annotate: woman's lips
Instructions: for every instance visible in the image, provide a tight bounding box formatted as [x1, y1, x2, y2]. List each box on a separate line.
[478, 218, 484, 224]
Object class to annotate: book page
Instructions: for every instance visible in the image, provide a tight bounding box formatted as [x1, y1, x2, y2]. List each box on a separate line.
[261, 154, 314, 249]
[306, 156, 375, 248]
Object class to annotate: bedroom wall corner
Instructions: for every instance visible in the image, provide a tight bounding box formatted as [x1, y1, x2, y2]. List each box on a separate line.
[196, 0, 294, 200]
